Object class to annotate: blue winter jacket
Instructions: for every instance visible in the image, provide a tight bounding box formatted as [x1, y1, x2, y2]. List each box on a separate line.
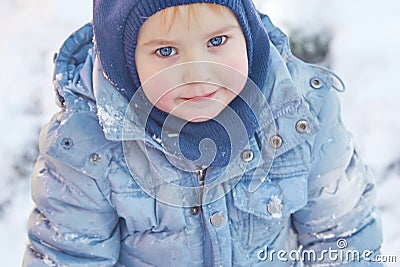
[23, 15, 383, 267]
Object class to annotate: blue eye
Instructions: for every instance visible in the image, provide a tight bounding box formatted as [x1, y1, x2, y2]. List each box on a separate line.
[156, 47, 177, 57]
[208, 36, 227, 47]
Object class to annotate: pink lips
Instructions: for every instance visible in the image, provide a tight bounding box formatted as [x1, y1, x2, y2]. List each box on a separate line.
[182, 91, 217, 102]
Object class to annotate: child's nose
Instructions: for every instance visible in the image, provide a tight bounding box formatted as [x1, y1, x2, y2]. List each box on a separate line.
[181, 61, 213, 84]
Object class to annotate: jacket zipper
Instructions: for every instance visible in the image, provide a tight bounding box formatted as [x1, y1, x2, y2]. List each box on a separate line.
[196, 167, 207, 207]
[195, 167, 214, 266]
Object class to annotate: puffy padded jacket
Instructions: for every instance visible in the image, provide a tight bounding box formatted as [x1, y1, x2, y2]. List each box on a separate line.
[23, 15, 382, 267]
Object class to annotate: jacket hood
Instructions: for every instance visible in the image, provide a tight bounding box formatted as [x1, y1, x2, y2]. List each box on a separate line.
[52, 23, 95, 108]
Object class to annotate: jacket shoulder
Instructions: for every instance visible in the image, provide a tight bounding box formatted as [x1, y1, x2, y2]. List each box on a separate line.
[39, 108, 120, 181]
[260, 13, 339, 117]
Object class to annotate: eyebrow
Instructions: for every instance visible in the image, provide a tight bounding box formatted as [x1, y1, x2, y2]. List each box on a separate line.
[205, 24, 240, 39]
[139, 24, 240, 48]
[140, 39, 179, 48]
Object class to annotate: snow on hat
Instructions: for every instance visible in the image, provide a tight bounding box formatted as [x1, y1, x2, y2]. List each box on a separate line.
[93, 0, 270, 99]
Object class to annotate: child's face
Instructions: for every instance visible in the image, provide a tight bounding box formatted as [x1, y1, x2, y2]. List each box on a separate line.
[135, 4, 248, 122]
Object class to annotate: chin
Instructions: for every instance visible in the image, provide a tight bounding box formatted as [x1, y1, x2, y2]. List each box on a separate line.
[188, 117, 213, 123]
[184, 111, 223, 123]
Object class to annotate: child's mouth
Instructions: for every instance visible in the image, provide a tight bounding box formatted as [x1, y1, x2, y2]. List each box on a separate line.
[182, 91, 217, 102]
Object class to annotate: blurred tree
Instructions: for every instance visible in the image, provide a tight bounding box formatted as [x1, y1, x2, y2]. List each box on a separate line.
[289, 28, 332, 66]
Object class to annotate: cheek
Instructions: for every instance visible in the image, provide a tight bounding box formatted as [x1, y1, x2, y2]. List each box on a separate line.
[142, 82, 177, 113]
[228, 57, 248, 78]
[217, 55, 249, 95]
[142, 82, 169, 103]
[155, 91, 175, 112]
[137, 61, 180, 111]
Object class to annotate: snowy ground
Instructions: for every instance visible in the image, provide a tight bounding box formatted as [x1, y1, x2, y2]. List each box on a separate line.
[1, 0, 399, 266]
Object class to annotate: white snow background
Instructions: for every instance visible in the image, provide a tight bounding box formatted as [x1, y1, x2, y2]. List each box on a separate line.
[0, 0, 399, 266]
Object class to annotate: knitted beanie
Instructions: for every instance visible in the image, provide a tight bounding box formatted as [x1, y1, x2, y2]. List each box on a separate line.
[93, 0, 270, 167]
[93, 0, 270, 98]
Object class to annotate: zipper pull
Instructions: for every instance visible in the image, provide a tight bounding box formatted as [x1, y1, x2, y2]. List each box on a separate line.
[196, 167, 207, 186]
[195, 167, 207, 206]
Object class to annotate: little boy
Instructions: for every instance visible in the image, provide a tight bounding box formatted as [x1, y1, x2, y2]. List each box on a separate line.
[23, 0, 383, 266]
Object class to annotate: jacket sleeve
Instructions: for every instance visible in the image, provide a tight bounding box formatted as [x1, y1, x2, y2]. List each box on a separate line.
[292, 89, 383, 266]
[23, 116, 120, 267]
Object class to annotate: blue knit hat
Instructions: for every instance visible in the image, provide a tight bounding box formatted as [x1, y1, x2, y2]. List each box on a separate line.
[93, 0, 271, 168]
[93, 0, 270, 98]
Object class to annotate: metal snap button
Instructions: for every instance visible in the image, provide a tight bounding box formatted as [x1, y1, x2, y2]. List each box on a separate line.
[89, 153, 101, 165]
[210, 212, 224, 227]
[310, 77, 323, 89]
[296, 120, 309, 133]
[269, 135, 283, 149]
[241, 150, 254, 162]
[61, 138, 73, 150]
[190, 206, 201, 216]
[267, 196, 283, 218]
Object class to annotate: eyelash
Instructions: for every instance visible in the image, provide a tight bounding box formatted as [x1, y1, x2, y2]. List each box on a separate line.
[207, 35, 228, 47]
[156, 47, 177, 58]
[154, 35, 229, 58]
